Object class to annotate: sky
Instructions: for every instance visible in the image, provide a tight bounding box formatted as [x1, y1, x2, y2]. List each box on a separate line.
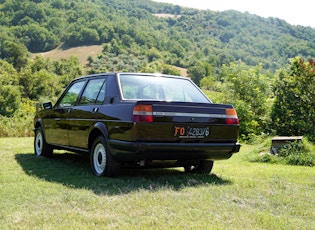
[153, 0, 315, 28]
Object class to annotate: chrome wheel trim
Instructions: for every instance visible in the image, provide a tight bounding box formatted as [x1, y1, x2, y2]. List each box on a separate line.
[35, 132, 43, 156]
[93, 143, 106, 174]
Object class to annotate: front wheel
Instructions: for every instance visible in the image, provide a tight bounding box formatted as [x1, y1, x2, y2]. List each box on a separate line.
[184, 160, 214, 174]
[34, 127, 53, 157]
[90, 136, 120, 177]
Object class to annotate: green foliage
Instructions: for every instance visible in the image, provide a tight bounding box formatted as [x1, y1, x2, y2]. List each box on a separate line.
[272, 57, 315, 140]
[218, 62, 272, 139]
[0, 60, 21, 116]
[0, 40, 29, 70]
[0, 85, 21, 116]
[1, 0, 315, 74]
[0, 99, 35, 137]
[161, 64, 181, 75]
[0, 55, 84, 136]
[187, 62, 208, 86]
[65, 27, 100, 46]
[53, 56, 84, 86]
[20, 24, 59, 52]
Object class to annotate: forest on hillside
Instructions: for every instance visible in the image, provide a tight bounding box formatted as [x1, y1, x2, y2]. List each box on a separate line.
[1, 0, 315, 72]
[0, 0, 315, 141]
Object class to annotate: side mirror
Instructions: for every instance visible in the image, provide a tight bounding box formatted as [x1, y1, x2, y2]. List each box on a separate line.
[43, 102, 53, 110]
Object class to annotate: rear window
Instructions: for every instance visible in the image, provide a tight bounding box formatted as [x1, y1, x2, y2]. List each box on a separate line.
[119, 74, 210, 103]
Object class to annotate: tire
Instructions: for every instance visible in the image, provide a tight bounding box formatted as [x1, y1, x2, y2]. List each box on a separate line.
[184, 160, 214, 174]
[90, 136, 120, 177]
[34, 127, 53, 157]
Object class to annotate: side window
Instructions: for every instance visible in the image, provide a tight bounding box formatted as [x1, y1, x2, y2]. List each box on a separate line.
[58, 81, 85, 107]
[79, 78, 106, 105]
[96, 80, 106, 104]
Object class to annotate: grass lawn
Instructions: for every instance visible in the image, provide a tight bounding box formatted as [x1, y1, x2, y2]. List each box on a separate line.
[1, 137, 314, 229]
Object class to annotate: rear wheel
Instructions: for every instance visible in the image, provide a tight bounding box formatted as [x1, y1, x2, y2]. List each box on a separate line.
[90, 136, 120, 177]
[184, 160, 214, 174]
[34, 127, 53, 157]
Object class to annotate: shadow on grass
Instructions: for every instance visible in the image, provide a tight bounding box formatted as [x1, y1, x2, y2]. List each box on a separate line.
[15, 152, 232, 196]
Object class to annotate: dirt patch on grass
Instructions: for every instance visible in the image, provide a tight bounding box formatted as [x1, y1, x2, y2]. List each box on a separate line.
[32, 44, 103, 66]
[174, 66, 188, 77]
[152, 14, 181, 18]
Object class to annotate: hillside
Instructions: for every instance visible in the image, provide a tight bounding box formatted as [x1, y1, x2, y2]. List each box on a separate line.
[1, 0, 315, 74]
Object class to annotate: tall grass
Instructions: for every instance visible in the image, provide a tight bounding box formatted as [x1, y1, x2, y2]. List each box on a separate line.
[1, 138, 314, 229]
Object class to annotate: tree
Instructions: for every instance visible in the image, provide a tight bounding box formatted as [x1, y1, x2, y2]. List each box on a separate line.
[22, 24, 59, 52]
[220, 61, 271, 139]
[271, 57, 315, 140]
[0, 85, 21, 116]
[188, 62, 212, 86]
[1, 41, 28, 70]
[53, 56, 84, 86]
[0, 60, 20, 116]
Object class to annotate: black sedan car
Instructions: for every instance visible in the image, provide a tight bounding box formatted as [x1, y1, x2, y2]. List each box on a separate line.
[34, 72, 240, 177]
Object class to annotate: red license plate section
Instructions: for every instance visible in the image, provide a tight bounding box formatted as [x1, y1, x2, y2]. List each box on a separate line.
[174, 126, 210, 139]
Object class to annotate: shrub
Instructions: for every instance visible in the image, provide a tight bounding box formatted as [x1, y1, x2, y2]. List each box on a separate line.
[0, 99, 35, 137]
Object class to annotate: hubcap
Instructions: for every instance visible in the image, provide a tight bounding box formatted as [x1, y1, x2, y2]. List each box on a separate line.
[93, 143, 106, 174]
[35, 132, 43, 156]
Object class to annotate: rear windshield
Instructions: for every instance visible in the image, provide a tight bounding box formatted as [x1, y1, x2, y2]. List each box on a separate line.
[119, 74, 210, 103]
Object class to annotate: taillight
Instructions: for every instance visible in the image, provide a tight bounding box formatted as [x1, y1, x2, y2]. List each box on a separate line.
[133, 104, 153, 122]
[225, 108, 239, 124]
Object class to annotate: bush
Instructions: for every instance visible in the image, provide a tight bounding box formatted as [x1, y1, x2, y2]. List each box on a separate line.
[0, 99, 35, 137]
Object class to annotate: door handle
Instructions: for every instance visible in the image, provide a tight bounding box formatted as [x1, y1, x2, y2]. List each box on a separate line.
[93, 108, 99, 113]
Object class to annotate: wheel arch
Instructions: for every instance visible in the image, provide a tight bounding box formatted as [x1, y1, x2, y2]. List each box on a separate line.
[34, 118, 43, 129]
[34, 119, 47, 139]
[88, 122, 109, 150]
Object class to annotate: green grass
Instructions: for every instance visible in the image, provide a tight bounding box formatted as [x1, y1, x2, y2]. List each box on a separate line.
[1, 138, 314, 229]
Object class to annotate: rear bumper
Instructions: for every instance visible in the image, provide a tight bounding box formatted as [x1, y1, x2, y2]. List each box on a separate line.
[108, 139, 241, 161]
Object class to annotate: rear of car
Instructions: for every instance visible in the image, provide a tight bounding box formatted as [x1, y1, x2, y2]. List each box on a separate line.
[105, 73, 240, 168]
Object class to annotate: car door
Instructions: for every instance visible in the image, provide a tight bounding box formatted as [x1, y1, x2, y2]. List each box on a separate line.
[68, 77, 107, 149]
[45, 80, 86, 146]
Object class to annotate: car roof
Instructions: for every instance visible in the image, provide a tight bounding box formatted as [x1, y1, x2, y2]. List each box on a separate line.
[73, 72, 189, 81]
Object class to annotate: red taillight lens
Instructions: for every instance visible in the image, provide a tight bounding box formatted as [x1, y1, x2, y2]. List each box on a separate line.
[225, 108, 239, 124]
[133, 104, 153, 122]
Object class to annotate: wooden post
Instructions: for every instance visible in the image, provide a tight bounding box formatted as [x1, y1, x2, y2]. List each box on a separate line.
[36, 102, 41, 113]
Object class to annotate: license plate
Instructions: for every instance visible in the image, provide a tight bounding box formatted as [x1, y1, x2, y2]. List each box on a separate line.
[174, 126, 210, 138]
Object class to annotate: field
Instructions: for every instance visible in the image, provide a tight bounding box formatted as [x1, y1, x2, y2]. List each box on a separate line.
[32, 44, 103, 66]
[1, 138, 314, 229]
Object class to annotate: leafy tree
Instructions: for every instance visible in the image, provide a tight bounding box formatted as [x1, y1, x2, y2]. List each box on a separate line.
[1, 41, 28, 70]
[187, 62, 211, 86]
[0, 60, 20, 116]
[21, 24, 59, 52]
[271, 57, 315, 140]
[219, 62, 271, 139]
[0, 85, 21, 116]
[53, 56, 84, 86]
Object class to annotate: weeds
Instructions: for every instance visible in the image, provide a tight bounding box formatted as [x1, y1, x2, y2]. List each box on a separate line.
[250, 138, 315, 167]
